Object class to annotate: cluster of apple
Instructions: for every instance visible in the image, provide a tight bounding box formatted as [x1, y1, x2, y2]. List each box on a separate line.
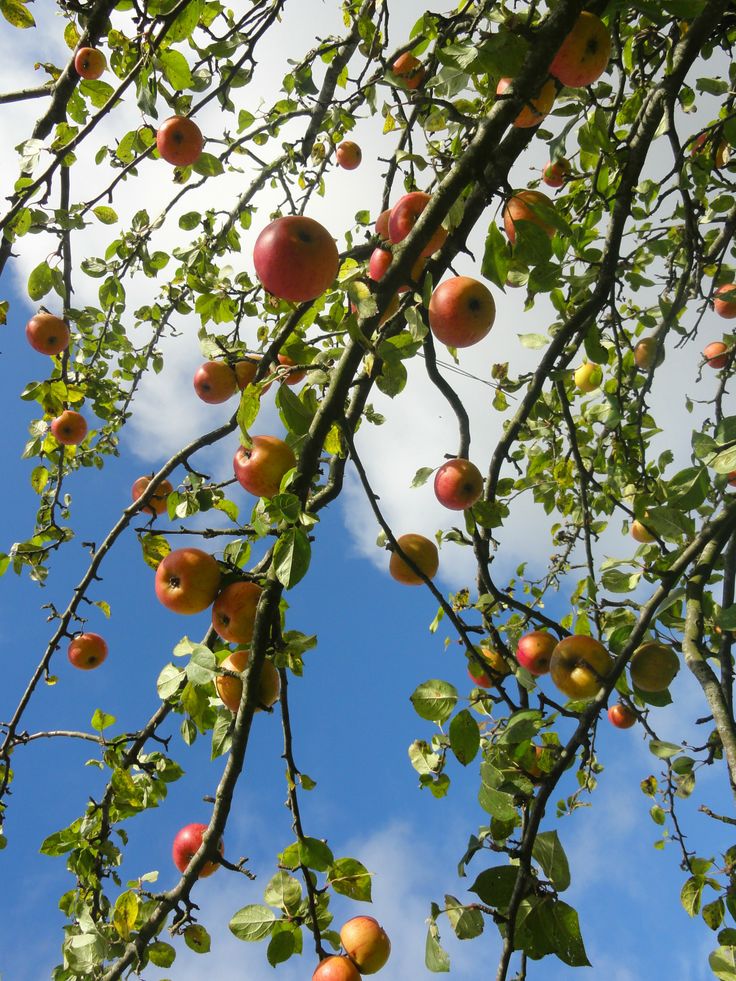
[192, 353, 304, 406]
[25, 311, 89, 446]
[313, 916, 391, 980]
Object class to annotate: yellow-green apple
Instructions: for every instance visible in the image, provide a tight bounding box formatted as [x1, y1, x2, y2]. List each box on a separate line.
[51, 410, 88, 445]
[704, 340, 729, 368]
[25, 312, 70, 355]
[542, 157, 571, 188]
[156, 115, 204, 167]
[233, 435, 296, 498]
[548, 12, 611, 88]
[516, 630, 556, 675]
[392, 52, 425, 89]
[212, 580, 263, 644]
[336, 140, 362, 170]
[468, 645, 512, 687]
[277, 353, 307, 385]
[434, 458, 484, 510]
[630, 642, 679, 692]
[389, 533, 439, 585]
[193, 360, 238, 403]
[428, 276, 496, 348]
[68, 632, 108, 670]
[172, 823, 223, 877]
[503, 190, 556, 244]
[550, 635, 612, 699]
[131, 474, 174, 515]
[254, 216, 339, 303]
[375, 208, 391, 240]
[217, 649, 280, 712]
[154, 547, 221, 614]
[74, 47, 106, 79]
[340, 916, 391, 974]
[496, 76, 556, 128]
[634, 336, 664, 370]
[608, 702, 636, 729]
[574, 362, 602, 393]
[631, 519, 655, 543]
[714, 284, 736, 318]
[388, 191, 447, 257]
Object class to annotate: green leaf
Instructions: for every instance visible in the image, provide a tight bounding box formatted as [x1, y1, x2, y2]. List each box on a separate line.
[425, 927, 451, 972]
[156, 663, 185, 700]
[327, 857, 372, 901]
[444, 894, 484, 940]
[279, 837, 334, 872]
[276, 383, 314, 436]
[184, 924, 211, 953]
[186, 645, 217, 685]
[159, 48, 193, 90]
[148, 941, 176, 968]
[449, 709, 480, 766]
[193, 152, 224, 177]
[481, 221, 510, 289]
[91, 709, 116, 733]
[515, 897, 590, 966]
[93, 206, 118, 225]
[410, 679, 458, 724]
[470, 866, 519, 911]
[237, 386, 260, 437]
[264, 871, 302, 914]
[711, 946, 736, 980]
[532, 830, 570, 892]
[167, 0, 204, 41]
[478, 783, 518, 822]
[0, 0, 35, 28]
[273, 527, 311, 589]
[518, 333, 548, 349]
[408, 739, 441, 775]
[704, 898, 726, 931]
[229, 904, 277, 942]
[412, 466, 434, 488]
[649, 739, 682, 759]
[139, 533, 170, 569]
[667, 466, 708, 510]
[267, 929, 295, 966]
[27, 261, 54, 301]
[682, 876, 705, 916]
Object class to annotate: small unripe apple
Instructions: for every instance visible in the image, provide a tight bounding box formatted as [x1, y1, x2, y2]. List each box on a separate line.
[631, 519, 655, 543]
[212, 580, 263, 644]
[542, 157, 571, 188]
[703, 340, 729, 369]
[340, 916, 391, 974]
[516, 630, 556, 675]
[574, 362, 602, 393]
[68, 632, 108, 670]
[392, 52, 425, 90]
[428, 277, 496, 348]
[608, 702, 636, 729]
[154, 547, 221, 615]
[156, 115, 204, 167]
[233, 435, 296, 498]
[336, 140, 362, 170]
[25, 311, 70, 355]
[74, 47, 106, 80]
[131, 475, 174, 515]
[389, 533, 439, 585]
[172, 823, 223, 877]
[434, 458, 484, 510]
[51, 410, 88, 445]
[193, 361, 238, 403]
[630, 642, 679, 692]
[496, 76, 556, 128]
[550, 635, 612, 699]
[216, 648, 280, 713]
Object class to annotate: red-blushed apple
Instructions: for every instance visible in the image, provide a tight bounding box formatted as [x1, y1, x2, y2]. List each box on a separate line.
[434, 458, 484, 510]
[608, 702, 636, 729]
[634, 336, 664, 370]
[550, 635, 613, 699]
[193, 360, 238, 403]
[368, 246, 425, 293]
[131, 475, 174, 516]
[468, 645, 512, 687]
[388, 191, 447, 257]
[714, 284, 736, 318]
[690, 132, 729, 169]
[340, 916, 391, 975]
[172, 823, 223, 877]
[428, 276, 496, 348]
[630, 641, 679, 692]
[25, 312, 70, 356]
[542, 157, 571, 188]
[277, 353, 307, 385]
[154, 547, 221, 615]
[574, 362, 602, 393]
[212, 580, 263, 644]
[631, 519, 655, 543]
[549, 11, 611, 88]
[516, 630, 556, 675]
[336, 140, 362, 170]
[704, 340, 730, 368]
[233, 435, 296, 498]
[216, 648, 280, 713]
[503, 190, 556, 244]
[156, 115, 204, 167]
[74, 47, 106, 80]
[496, 76, 556, 128]
[253, 216, 339, 303]
[389, 533, 439, 585]
[51, 410, 88, 445]
[68, 632, 108, 670]
[391, 52, 425, 89]
[728, 471, 736, 487]
[235, 356, 272, 392]
[375, 208, 391, 240]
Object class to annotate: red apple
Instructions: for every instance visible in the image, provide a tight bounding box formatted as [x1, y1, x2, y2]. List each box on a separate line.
[172, 823, 223, 877]
[212, 580, 263, 644]
[608, 703, 636, 729]
[375, 208, 391, 240]
[704, 341, 729, 369]
[336, 140, 362, 170]
[542, 157, 571, 188]
[131, 475, 174, 515]
[392, 52, 425, 90]
[156, 115, 204, 167]
[51, 410, 87, 446]
[368, 246, 424, 293]
[516, 630, 556, 675]
[503, 190, 556, 244]
[468, 646, 512, 687]
[277, 353, 307, 385]
[154, 547, 221, 615]
[216, 648, 280, 713]
[388, 533, 439, 585]
[496, 76, 556, 128]
[630, 642, 679, 692]
[68, 632, 108, 670]
[428, 276, 496, 348]
[254, 216, 339, 303]
[434, 458, 484, 510]
[388, 191, 447, 258]
[340, 916, 391, 974]
[193, 360, 238, 404]
[728, 471, 736, 487]
[549, 11, 611, 88]
[25, 312, 70, 356]
[233, 435, 296, 498]
[74, 47, 106, 80]
[713, 284, 736, 318]
[550, 635, 612, 699]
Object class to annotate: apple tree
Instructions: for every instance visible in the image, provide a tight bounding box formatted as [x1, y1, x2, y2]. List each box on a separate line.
[2, 0, 736, 978]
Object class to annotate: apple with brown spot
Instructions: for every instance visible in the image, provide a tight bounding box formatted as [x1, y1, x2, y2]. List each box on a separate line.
[26, 312, 70, 356]
[156, 115, 204, 167]
[68, 632, 108, 670]
[428, 276, 496, 348]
